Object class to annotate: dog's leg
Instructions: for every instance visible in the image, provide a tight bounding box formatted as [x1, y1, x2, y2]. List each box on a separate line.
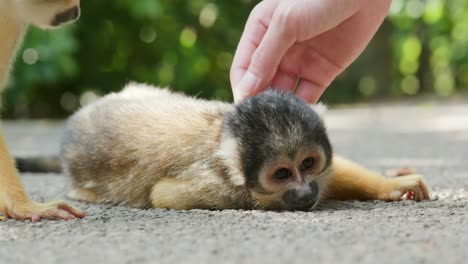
[0, 134, 84, 220]
[0, 0, 83, 221]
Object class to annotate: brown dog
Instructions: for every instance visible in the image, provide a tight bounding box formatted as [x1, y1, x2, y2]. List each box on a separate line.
[0, 0, 84, 221]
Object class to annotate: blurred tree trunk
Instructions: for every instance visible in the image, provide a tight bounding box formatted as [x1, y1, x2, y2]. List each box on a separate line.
[372, 19, 394, 96]
[348, 19, 394, 97]
[417, 23, 433, 92]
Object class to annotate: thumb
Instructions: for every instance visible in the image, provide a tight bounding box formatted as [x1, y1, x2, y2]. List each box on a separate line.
[234, 7, 297, 102]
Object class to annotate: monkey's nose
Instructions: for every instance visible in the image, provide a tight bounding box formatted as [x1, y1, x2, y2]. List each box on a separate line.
[283, 181, 319, 211]
[51, 6, 80, 26]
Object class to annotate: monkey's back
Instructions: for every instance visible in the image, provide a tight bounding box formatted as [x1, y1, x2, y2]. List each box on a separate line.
[60, 83, 233, 208]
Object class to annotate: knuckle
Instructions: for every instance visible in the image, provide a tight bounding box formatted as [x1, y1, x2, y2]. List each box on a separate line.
[250, 4, 264, 18]
[250, 1, 271, 22]
[272, 1, 302, 39]
[273, 4, 298, 36]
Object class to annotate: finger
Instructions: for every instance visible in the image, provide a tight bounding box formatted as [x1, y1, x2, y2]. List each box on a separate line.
[414, 188, 422, 201]
[276, 44, 344, 103]
[295, 79, 327, 103]
[29, 214, 41, 222]
[270, 70, 299, 93]
[58, 203, 86, 218]
[248, 0, 364, 95]
[232, 0, 386, 102]
[294, 1, 391, 93]
[48, 209, 75, 220]
[231, 0, 280, 102]
[396, 168, 417, 176]
[406, 191, 414, 200]
[231, 0, 279, 85]
[386, 167, 417, 177]
[420, 181, 430, 200]
[6, 210, 21, 220]
[237, 4, 300, 99]
[417, 188, 425, 201]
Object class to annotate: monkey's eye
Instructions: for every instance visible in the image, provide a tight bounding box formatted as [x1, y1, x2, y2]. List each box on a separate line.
[273, 168, 292, 181]
[300, 157, 316, 171]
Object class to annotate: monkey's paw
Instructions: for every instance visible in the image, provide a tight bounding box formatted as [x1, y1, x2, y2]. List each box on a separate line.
[3, 200, 85, 221]
[379, 174, 430, 202]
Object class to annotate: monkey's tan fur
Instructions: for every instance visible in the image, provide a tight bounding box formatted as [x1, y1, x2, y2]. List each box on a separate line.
[61, 84, 430, 211]
[62, 85, 253, 209]
[0, 0, 83, 221]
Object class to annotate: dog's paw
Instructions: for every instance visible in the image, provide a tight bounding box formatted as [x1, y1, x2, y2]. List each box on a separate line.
[3, 200, 85, 221]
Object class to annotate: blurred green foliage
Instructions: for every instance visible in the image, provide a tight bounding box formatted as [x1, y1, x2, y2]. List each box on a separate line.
[4, 0, 468, 118]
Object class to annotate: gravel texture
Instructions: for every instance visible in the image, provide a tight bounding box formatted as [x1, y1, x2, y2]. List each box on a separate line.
[1, 102, 467, 264]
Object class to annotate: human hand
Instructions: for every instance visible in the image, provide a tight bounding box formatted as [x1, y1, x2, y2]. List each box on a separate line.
[230, 0, 391, 103]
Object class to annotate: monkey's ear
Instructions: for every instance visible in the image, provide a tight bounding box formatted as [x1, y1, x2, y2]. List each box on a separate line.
[310, 102, 327, 117]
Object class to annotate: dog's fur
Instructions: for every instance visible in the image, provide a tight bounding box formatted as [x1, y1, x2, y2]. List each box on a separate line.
[0, 0, 84, 221]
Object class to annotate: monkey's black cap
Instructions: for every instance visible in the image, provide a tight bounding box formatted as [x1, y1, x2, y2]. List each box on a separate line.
[224, 90, 333, 188]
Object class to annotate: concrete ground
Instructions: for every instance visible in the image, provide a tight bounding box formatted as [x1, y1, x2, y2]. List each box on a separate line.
[1, 101, 467, 264]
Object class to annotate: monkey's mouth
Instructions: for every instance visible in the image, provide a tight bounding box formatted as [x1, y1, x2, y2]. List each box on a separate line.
[284, 199, 319, 211]
[282, 182, 320, 211]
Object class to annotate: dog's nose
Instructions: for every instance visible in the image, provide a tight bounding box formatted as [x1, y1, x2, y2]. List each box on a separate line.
[51, 6, 80, 27]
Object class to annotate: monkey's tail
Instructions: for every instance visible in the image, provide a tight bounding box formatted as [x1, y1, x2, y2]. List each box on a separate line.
[15, 156, 61, 173]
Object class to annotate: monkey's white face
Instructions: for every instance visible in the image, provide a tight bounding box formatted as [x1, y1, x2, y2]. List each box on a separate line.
[9, 0, 80, 29]
[250, 146, 332, 211]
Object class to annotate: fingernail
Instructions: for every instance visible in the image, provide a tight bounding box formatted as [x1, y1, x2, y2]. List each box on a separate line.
[234, 71, 258, 103]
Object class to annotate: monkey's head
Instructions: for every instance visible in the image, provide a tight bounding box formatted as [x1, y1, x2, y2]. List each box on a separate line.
[7, 0, 80, 29]
[224, 90, 333, 211]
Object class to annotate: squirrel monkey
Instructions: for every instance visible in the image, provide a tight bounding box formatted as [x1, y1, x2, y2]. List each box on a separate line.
[0, 0, 84, 221]
[60, 84, 430, 211]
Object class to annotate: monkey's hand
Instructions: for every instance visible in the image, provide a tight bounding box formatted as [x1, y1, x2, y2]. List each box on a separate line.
[1, 200, 85, 221]
[327, 156, 431, 202]
[379, 174, 430, 201]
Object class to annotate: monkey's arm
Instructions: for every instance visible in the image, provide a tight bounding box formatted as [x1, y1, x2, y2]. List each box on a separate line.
[324, 155, 429, 201]
[150, 177, 250, 210]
